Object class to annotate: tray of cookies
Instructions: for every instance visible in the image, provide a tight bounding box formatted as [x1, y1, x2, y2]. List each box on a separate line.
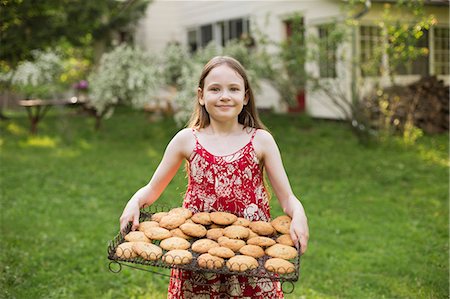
[107, 206, 301, 285]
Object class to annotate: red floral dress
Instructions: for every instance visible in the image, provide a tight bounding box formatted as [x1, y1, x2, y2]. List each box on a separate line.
[167, 128, 284, 299]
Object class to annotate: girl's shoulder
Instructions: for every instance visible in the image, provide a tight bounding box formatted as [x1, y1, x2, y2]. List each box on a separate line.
[253, 129, 278, 159]
[170, 128, 196, 158]
[253, 128, 275, 144]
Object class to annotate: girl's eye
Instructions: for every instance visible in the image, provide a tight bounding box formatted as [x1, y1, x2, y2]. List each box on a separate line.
[210, 87, 220, 92]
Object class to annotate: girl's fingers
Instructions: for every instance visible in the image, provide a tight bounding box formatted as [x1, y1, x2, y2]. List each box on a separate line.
[298, 234, 308, 255]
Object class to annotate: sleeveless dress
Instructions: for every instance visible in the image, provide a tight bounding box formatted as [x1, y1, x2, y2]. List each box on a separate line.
[167, 128, 284, 299]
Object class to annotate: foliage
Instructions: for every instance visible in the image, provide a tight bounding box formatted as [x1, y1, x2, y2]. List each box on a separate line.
[160, 42, 190, 88]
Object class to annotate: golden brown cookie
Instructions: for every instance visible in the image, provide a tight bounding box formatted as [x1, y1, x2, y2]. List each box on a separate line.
[276, 234, 295, 246]
[247, 236, 276, 247]
[197, 253, 224, 269]
[191, 212, 212, 225]
[264, 258, 295, 274]
[124, 231, 150, 243]
[226, 255, 259, 272]
[191, 239, 219, 253]
[170, 228, 192, 240]
[271, 215, 292, 234]
[239, 245, 265, 258]
[132, 242, 163, 260]
[179, 223, 207, 238]
[159, 237, 191, 251]
[168, 207, 193, 219]
[210, 212, 238, 226]
[208, 246, 235, 259]
[143, 227, 172, 240]
[217, 236, 246, 252]
[151, 212, 168, 222]
[265, 244, 298, 260]
[210, 223, 225, 229]
[249, 221, 275, 236]
[162, 249, 193, 265]
[159, 214, 186, 230]
[138, 221, 159, 232]
[233, 217, 250, 227]
[247, 229, 259, 239]
[116, 242, 137, 259]
[223, 225, 249, 240]
[206, 228, 224, 241]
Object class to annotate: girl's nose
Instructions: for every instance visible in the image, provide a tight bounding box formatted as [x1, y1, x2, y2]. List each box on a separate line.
[220, 90, 231, 100]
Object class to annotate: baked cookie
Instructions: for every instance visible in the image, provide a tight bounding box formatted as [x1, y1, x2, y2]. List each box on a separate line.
[151, 212, 168, 222]
[208, 246, 235, 259]
[160, 237, 191, 251]
[249, 221, 275, 236]
[210, 223, 225, 229]
[276, 234, 295, 246]
[217, 236, 246, 252]
[247, 236, 276, 247]
[143, 227, 172, 240]
[264, 258, 295, 274]
[170, 228, 192, 240]
[132, 242, 163, 260]
[138, 221, 159, 232]
[191, 239, 219, 253]
[159, 214, 186, 230]
[179, 223, 207, 238]
[226, 255, 259, 272]
[168, 207, 193, 219]
[191, 212, 212, 225]
[233, 217, 250, 227]
[124, 231, 150, 243]
[239, 245, 265, 258]
[223, 225, 249, 239]
[116, 242, 137, 259]
[265, 244, 298, 260]
[206, 228, 224, 241]
[271, 215, 292, 234]
[163, 249, 193, 265]
[197, 253, 224, 269]
[210, 212, 238, 226]
[247, 229, 259, 239]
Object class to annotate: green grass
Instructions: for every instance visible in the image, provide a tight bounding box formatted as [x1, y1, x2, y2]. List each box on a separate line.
[1, 107, 448, 299]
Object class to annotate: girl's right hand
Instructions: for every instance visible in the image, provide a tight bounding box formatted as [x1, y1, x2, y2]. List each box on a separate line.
[119, 201, 140, 235]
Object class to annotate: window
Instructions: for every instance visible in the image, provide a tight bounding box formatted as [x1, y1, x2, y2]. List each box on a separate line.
[200, 24, 213, 48]
[434, 27, 449, 75]
[359, 25, 383, 76]
[188, 29, 198, 53]
[318, 25, 337, 78]
[395, 29, 429, 76]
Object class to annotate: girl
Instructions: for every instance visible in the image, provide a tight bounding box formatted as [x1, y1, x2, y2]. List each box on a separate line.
[119, 56, 309, 298]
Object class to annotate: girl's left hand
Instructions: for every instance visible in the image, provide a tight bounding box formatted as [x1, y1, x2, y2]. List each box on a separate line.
[290, 214, 309, 255]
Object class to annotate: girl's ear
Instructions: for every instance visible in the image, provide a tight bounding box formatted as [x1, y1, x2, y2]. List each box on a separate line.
[244, 91, 249, 105]
[197, 88, 205, 106]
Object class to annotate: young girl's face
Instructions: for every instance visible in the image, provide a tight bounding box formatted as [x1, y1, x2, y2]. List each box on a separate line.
[198, 64, 248, 123]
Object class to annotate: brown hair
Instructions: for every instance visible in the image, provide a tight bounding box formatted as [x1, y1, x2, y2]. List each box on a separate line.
[187, 56, 267, 130]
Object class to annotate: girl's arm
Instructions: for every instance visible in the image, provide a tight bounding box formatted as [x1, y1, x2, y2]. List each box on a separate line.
[255, 130, 309, 255]
[119, 128, 194, 233]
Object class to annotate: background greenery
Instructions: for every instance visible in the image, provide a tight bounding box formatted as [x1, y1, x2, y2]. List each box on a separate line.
[1, 107, 448, 298]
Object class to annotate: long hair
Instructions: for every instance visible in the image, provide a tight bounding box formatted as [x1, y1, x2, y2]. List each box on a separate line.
[187, 56, 267, 131]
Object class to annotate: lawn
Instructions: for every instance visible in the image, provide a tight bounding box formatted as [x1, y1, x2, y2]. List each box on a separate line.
[1, 107, 448, 299]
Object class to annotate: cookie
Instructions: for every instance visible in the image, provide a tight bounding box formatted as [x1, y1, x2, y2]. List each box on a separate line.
[208, 246, 235, 259]
[223, 225, 249, 240]
[170, 228, 192, 240]
[247, 229, 259, 239]
[143, 227, 172, 240]
[265, 258, 295, 274]
[159, 213, 186, 230]
[247, 236, 276, 247]
[151, 212, 168, 222]
[138, 221, 159, 232]
[197, 253, 224, 270]
[217, 236, 246, 252]
[124, 231, 150, 243]
[179, 223, 207, 238]
[210, 223, 224, 229]
[265, 244, 298, 260]
[116, 242, 137, 259]
[191, 239, 219, 253]
[239, 245, 265, 258]
[132, 242, 163, 260]
[168, 207, 193, 219]
[233, 217, 250, 227]
[271, 215, 292, 234]
[191, 212, 212, 225]
[249, 221, 275, 236]
[162, 249, 193, 265]
[206, 228, 224, 241]
[276, 234, 295, 246]
[226, 255, 259, 272]
[210, 212, 238, 226]
[160, 237, 191, 251]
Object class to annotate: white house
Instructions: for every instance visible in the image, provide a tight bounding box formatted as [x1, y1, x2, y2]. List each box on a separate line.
[134, 0, 449, 119]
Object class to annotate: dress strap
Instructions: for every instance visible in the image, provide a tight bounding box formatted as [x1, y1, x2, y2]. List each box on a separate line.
[192, 128, 198, 141]
[250, 128, 258, 142]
